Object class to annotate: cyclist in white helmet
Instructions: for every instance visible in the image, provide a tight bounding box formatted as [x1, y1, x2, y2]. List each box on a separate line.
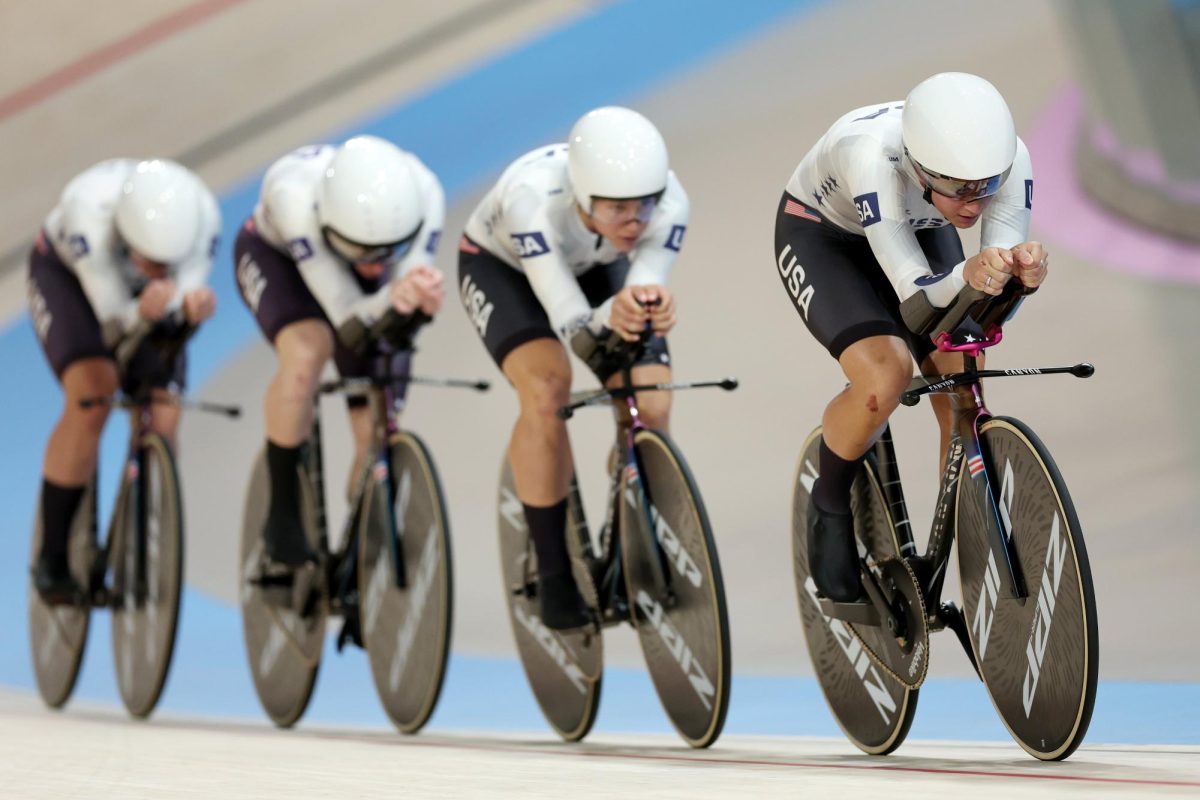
[28, 158, 220, 602]
[773, 72, 1051, 603]
[458, 106, 689, 629]
[235, 136, 445, 568]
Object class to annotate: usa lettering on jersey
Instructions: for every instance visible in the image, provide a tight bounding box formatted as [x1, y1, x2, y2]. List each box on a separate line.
[854, 192, 881, 227]
[511, 231, 550, 257]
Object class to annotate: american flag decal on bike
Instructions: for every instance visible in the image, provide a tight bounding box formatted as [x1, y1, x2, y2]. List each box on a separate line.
[967, 455, 984, 477]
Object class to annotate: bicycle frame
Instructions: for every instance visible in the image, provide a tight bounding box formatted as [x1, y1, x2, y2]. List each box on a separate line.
[565, 361, 685, 628]
[308, 353, 408, 615]
[871, 351, 1094, 659]
[873, 357, 1025, 624]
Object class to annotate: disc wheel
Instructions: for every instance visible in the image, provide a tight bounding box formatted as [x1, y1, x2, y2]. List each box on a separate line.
[111, 433, 184, 718]
[28, 480, 96, 709]
[621, 428, 730, 748]
[956, 416, 1097, 761]
[239, 448, 326, 728]
[497, 458, 602, 741]
[792, 427, 917, 755]
[358, 432, 453, 734]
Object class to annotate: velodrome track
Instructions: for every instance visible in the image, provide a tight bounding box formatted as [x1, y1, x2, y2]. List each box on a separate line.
[2, 1, 1198, 795]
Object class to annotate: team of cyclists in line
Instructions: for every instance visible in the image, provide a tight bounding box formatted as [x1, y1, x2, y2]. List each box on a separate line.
[27, 71, 1049, 652]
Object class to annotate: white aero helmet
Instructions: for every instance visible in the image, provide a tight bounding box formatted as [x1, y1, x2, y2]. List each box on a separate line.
[567, 106, 669, 214]
[318, 135, 423, 261]
[115, 159, 203, 263]
[902, 72, 1017, 200]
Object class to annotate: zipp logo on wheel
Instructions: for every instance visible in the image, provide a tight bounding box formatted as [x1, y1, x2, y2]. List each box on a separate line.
[804, 576, 896, 724]
[635, 589, 715, 710]
[624, 487, 703, 589]
[1022, 511, 1067, 716]
[388, 523, 441, 692]
[512, 605, 587, 694]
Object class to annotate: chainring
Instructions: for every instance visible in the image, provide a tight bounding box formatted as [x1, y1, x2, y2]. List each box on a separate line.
[847, 556, 930, 689]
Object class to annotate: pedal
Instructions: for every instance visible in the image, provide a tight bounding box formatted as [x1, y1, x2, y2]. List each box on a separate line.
[818, 596, 881, 626]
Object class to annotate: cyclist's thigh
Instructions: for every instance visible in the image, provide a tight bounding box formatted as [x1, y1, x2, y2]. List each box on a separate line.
[28, 236, 109, 379]
[458, 236, 558, 370]
[502, 338, 572, 412]
[234, 220, 327, 345]
[773, 193, 907, 360]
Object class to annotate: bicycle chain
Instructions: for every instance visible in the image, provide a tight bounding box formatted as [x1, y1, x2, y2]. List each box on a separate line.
[846, 556, 930, 690]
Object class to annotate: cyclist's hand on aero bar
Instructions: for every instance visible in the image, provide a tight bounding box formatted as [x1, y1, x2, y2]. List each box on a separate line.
[183, 287, 216, 324]
[389, 266, 445, 317]
[138, 279, 176, 322]
[1010, 241, 1049, 290]
[964, 247, 1015, 297]
[610, 285, 672, 342]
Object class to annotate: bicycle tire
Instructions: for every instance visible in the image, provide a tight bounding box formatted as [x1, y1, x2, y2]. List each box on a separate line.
[358, 432, 453, 734]
[27, 480, 96, 709]
[239, 448, 325, 728]
[791, 427, 918, 755]
[956, 416, 1098, 761]
[111, 433, 184, 718]
[497, 458, 602, 742]
[622, 428, 731, 748]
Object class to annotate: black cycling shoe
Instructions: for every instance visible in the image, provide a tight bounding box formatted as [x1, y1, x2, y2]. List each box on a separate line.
[538, 571, 593, 631]
[263, 511, 317, 568]
[32, 556, 82, 606]
[807, 498, 865, 603]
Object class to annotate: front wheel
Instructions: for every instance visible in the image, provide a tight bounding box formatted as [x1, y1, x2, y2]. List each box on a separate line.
[110, 433, 184, 719]
[622, 428, 731, 749]
[358, 432, 454, 734]
[956, 416, 1098, 761]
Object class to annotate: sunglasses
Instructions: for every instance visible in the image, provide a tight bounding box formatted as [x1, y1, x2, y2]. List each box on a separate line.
[907, 148, 1009, 201]
[323, 223, 422, 265]
[588, 191, 664, 226]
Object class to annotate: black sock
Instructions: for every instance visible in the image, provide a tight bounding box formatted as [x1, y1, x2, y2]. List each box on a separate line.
[813, 438, 863, 515]
[266, 440, 301, 522]
[523, 499, 570, 579]
[41, 479, 86, 563]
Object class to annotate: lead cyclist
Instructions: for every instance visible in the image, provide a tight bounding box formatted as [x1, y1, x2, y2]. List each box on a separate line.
[774, 72, 1050, 604]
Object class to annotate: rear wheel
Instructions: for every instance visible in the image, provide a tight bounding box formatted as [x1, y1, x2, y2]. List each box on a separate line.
[358, 432, 453, 734]
[622, 428, 730, 748]
[497, 458, 602, 741]
[111, 433, 184, 718]
[956, 416, 1097, 761]
[28, 480, 96, 709]
[791, 427, 917, 755]
[239, 447, 326, 727]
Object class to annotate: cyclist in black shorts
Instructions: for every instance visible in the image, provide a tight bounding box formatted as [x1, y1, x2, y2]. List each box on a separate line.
[27, 159, 220, 601]
[775, 72, 1050, 603]
[459, 107, 689, 630]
